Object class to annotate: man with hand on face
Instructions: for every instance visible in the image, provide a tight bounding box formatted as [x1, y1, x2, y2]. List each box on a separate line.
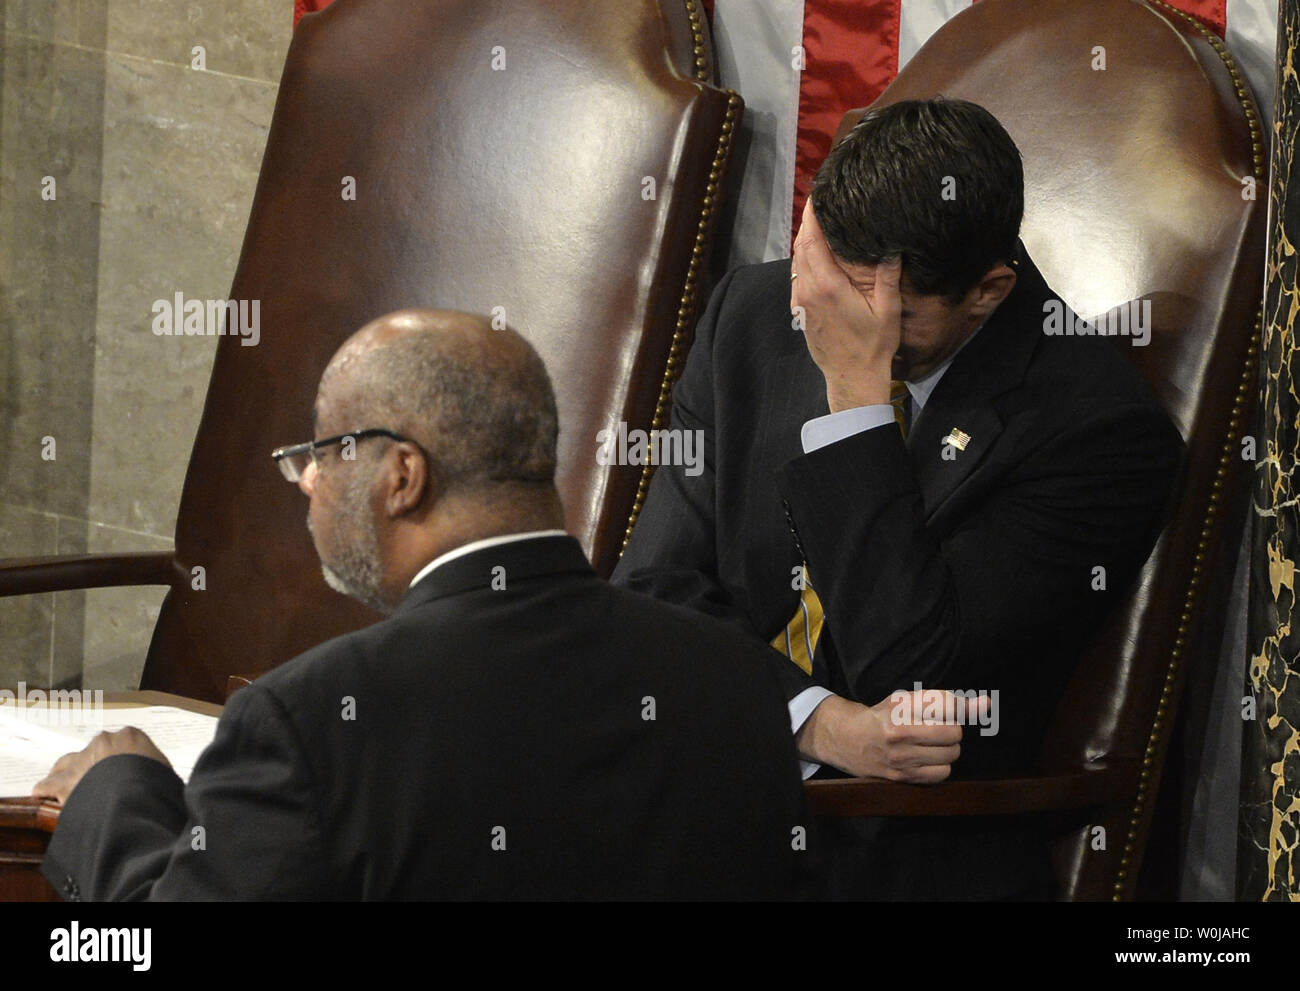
[613, 98, 1183, 900]
[35, 308, 825, 900]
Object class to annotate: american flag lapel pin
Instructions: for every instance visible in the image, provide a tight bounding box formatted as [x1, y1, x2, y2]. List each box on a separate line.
[943, 428, 972, 451]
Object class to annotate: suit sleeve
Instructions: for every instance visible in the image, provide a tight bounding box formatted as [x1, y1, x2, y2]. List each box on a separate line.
[777, 401, 1183, 705]
[42, 684, 331, 901]
[612, 268, 818, 700]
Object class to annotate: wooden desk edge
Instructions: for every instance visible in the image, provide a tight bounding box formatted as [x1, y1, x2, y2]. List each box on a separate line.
[0, 797, 60, 834]
[99, 690, 224, 717]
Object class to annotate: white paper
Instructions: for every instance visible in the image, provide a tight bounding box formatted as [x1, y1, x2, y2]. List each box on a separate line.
[0, 704, 220, 795]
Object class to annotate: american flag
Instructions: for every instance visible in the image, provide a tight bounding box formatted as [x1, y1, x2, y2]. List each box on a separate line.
[293, 0, 1278, 269]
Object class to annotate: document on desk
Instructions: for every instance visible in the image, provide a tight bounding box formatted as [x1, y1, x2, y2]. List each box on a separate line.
[0, 705, 220, 795]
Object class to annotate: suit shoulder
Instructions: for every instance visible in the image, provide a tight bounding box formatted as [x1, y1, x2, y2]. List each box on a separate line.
[1026, 321, 1172, 418]
[708, 260, 792, 322]
[240, 617, 397, 708]
[700, 259, 804, 367]
[721, 257, 792, 290]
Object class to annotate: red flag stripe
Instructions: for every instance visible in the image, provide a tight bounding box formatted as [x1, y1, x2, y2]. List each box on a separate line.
[793, 0, 900, 245]
[790, 0, 1228, 244]
[294, 0, 334, 28]
[1165, 0, 1228, 37]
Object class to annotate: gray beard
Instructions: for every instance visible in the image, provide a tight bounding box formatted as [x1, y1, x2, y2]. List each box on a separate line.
[320, 561, 382, 610]
[307, 489, 391, 615]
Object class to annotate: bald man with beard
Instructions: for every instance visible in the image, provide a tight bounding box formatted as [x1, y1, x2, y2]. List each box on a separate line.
[33, 309, 832, 900]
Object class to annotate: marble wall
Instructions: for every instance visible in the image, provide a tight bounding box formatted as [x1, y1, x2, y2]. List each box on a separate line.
[0, 1, 291, 690]
[1242, 0, 1300, 902]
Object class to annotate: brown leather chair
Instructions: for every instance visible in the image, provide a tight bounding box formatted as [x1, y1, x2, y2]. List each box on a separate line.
[0, 0, 740, 702]
[797, 0, 1264, 901]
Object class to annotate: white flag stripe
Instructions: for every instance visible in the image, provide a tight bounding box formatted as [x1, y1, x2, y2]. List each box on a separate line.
[899, 0, 975, 71]
[709, 1, 1279, 268]
[711, 0, 807, 267]
[1227, 0, 1279, 128]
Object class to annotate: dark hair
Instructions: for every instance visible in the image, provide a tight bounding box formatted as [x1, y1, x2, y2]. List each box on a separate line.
[810, 98, 1023, 303]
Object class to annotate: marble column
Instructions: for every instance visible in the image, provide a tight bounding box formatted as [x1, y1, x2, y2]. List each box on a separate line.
[1241, 0, 1300, 903]
[0, 1, 290, 691]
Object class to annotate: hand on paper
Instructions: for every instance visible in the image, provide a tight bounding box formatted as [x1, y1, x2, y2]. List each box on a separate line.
[31, 727, 171, 805]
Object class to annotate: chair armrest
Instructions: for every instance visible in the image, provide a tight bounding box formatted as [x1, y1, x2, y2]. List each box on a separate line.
[0, 797, 61, 835]
[0, 552, 178, 597]
[803, 765, 1138, 817]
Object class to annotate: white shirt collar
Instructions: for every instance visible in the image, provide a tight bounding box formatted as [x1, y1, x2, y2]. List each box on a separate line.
[408, 530, 570, 589]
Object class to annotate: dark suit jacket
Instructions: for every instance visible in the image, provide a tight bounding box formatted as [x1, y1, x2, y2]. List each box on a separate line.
[613, 251, 1184, 900]
[42, 536, 808, 900]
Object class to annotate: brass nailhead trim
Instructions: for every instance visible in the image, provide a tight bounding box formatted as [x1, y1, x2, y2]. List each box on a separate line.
[1148, 2, 1265, 175]
[621, 90, 743, 553]
[1106, 3, 1264, 902]
[685, 0, 708, 82]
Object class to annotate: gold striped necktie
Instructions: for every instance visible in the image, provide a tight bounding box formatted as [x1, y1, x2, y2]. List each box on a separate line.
[772, 380, 909, 673]
[890, 378, 909, 435]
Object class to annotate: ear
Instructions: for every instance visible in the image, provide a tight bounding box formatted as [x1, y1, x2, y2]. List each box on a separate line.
[966, 264, 1017, 319]
[379, 442, 431, 519]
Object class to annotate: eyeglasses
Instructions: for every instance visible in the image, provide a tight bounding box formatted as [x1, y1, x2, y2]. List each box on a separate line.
[271, 428, 414, 483]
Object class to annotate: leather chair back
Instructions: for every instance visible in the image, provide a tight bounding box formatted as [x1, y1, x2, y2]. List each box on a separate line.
[834, 0, 1264, 899]
[141, 0, 740, 699]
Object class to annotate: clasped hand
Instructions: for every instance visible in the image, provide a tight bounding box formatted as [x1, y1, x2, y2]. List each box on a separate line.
[798, 691, 989, 782]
